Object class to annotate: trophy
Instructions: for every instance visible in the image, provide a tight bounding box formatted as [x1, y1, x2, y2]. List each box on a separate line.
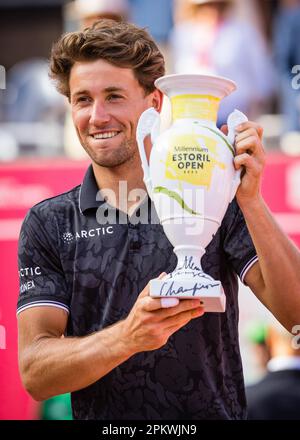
[136, 74, 248, 312]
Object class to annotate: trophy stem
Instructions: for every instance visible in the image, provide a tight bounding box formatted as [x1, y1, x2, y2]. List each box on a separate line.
[173, 245, 205, 275]
[149, 243, 226, 311]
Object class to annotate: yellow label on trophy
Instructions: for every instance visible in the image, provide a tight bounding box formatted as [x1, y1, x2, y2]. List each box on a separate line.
[165, 133, 226, 189]
[171, 94, 220, 122]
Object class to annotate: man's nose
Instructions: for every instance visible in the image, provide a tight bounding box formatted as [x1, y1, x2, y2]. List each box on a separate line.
[89, 101, 111, 126]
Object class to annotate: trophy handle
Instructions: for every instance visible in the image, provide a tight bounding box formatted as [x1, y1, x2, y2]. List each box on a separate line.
[136, 107, 160, 199]
[226, 109, 249, 202]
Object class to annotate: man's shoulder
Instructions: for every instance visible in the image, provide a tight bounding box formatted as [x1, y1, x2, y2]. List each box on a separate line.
[25, 184, 81, 223]
[32, 184, 80, 210]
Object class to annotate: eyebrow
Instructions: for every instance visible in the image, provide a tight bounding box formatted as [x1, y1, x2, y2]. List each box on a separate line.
[104, 86, 126, 93]
[72, 86, 126, 98]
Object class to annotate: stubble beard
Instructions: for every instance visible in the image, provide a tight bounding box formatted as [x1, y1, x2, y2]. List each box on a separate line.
[82, 137, 138, 168]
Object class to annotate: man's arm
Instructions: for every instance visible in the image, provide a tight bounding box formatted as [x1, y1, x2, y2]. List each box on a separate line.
[242, 197, 300, 331]
[18, 306, 133, 401]
[222, 121, 300, 331]
[18, 276, 204, 401]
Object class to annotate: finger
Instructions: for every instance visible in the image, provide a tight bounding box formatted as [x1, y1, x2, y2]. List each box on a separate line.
[141, 296, 165, 312]
[143, 296, 201, 315]
[161, 297, 180, 308]
[164, 307, 205, 330]
[138, 282, 150, 298]
[235, 135, 260, 155]
[234, 153, 262, 176]
[141, 272, 177, 312]
[234, 152, 253, 169]
[157, 273, 179, 308]
[236, 122, 263, 140]
[220, 124, 228, 135]
[139, 272, 166, 298]
[158, 298, 204, 319]
[142, 294, 183, 313]
[235, 128, 261, 144]
[152, 272, 181, 309]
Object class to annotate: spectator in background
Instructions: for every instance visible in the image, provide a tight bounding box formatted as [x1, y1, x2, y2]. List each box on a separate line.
[2, 58, 65, 159]
[129, 0, 173, 73]
[171, 0, 275, 125]
[246, 321, 300, 419]
[74, 0, 129, 28]
[273, 0, 300, 134]
[5, 59, 65, 125]
[64, 0, 130, 159]
[41, 393, 72, 420]
[245, 320, 270, 381]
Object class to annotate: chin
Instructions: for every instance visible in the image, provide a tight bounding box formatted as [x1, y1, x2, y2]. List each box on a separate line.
[92, 153, 131, 168]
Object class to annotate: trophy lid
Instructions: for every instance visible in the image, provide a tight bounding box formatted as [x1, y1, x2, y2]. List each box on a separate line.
[155, 73, 237, 99]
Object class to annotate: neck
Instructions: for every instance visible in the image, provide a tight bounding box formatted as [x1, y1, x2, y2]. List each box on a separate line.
[92, 155, 147, 213]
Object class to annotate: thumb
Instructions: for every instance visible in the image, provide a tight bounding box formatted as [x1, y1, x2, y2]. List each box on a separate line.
[220, 124, 228, 135]
[139, 272, 167, 298]
[257, 126, 264, 140]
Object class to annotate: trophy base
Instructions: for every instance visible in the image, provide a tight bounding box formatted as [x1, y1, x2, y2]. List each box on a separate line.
[150, 277, 226, 313]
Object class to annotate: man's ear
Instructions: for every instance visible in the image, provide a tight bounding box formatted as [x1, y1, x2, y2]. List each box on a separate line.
[151, 89, 164, 113]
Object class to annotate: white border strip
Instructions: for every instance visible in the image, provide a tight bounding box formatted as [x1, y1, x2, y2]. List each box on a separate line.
[78, 184, 83, 215]
[17, 301, 70, 316]
[240, 255, 259, 284]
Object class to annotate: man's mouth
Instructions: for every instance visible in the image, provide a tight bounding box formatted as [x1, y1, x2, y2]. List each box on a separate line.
[91, 131, 121, 140]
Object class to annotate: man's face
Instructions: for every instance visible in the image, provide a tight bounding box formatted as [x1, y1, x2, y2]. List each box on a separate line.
[70, 59, 161, 168]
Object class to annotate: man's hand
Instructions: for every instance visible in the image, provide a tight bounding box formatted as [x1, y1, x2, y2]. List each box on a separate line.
[120, 273, 205, 354]
[221, 121, 265, 207]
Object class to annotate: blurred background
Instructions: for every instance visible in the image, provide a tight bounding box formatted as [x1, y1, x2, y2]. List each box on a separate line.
[0, 0, 300, 420]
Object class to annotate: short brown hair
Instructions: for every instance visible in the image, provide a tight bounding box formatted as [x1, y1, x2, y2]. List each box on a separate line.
[49, 19, 165, 98]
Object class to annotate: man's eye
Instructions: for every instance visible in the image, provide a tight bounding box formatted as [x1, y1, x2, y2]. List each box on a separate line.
[76, 96, 90, 103]
[107, 94, 123, 101]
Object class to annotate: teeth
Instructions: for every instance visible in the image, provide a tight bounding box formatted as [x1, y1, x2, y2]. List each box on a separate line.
[93, 132, 119, 139]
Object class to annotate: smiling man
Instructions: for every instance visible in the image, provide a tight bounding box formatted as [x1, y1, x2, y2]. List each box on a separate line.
[17, 20, 300, 420]
[70, 60, 153, 169]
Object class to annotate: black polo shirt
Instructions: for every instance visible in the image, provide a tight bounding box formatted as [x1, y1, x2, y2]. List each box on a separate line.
[17, 164, 258, 420]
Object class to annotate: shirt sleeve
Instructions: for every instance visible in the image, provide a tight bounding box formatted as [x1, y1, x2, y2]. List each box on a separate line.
[17, 206, 70, 315]
[222, 198, 258, 284]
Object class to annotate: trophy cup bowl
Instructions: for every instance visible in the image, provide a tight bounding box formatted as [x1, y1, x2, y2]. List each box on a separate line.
[136, 74, 248, 312]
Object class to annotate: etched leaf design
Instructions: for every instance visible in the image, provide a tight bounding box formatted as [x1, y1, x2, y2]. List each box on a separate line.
[202, 126, 235, 156]
[153, 186, 202, 216]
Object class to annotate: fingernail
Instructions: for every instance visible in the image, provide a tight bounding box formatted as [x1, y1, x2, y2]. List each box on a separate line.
[161, 298, 179, 308]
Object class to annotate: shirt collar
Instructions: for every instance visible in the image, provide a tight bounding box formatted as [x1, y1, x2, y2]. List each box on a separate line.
[79, 163, 153, 218]
[79, 164, 104, 214]
[267, 356, 300, 372]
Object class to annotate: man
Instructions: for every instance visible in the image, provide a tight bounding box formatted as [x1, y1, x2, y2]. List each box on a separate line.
[17, 20, 300, 420]
[74, 0, 129, 27]
[171, 0, 274, 124]
[246, 322, 300, 419]
[64, 0, 130, 159]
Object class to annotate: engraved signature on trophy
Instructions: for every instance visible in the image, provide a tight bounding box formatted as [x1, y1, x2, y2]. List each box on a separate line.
[177, 256, 201, 271]
[169, 256, 214, 280]
[159, 281, 220, 297]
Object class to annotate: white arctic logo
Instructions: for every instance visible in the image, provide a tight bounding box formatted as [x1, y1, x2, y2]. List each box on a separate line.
[62, 232, 74, 243]
[62, 227, 113, 243]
